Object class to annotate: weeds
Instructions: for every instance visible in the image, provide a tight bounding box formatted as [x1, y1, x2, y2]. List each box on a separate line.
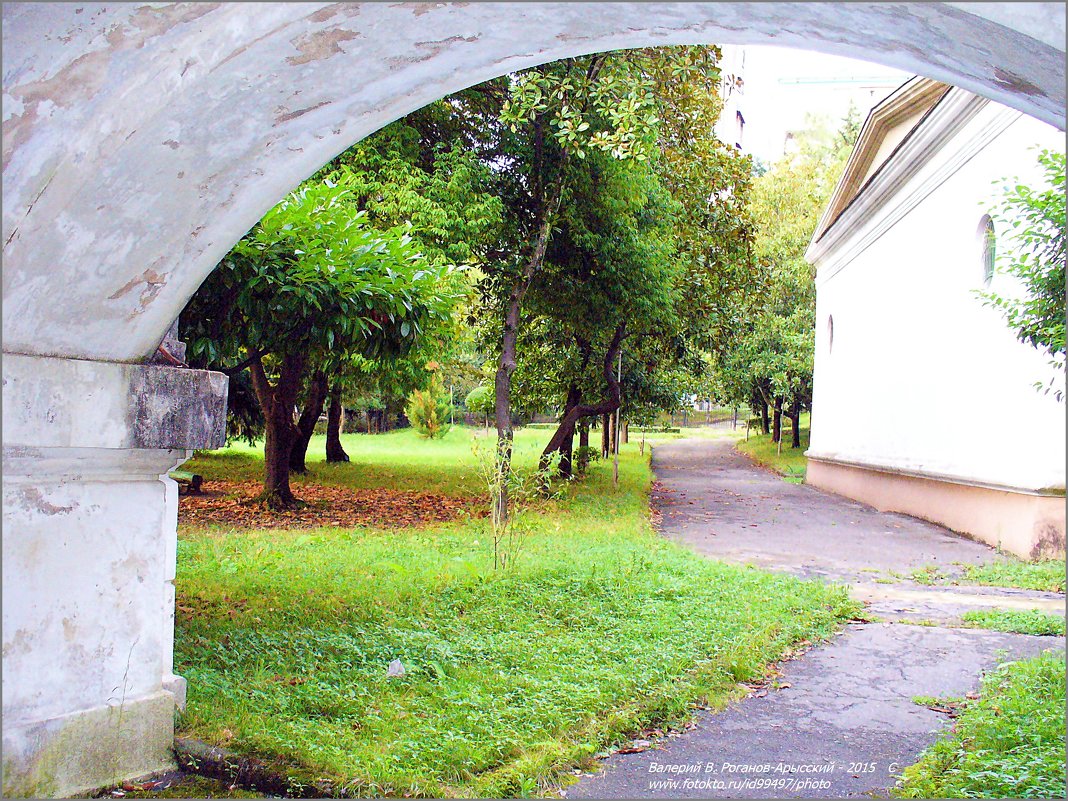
[958, 559, 1065, 593]
[893, 651, 1066, 798]
[959, 608, 1065, 636]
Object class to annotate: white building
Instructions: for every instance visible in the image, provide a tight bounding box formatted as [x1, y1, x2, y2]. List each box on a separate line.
[805, 77, 1066, 560]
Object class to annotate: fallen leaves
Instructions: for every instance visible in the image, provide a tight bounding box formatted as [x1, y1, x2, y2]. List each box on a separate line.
[179, 480, 486, 530]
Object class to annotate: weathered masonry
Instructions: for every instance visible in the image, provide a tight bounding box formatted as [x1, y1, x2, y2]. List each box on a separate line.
[3, 3, 1065, 796]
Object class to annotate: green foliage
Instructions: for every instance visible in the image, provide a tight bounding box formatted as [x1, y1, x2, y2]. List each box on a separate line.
[893, 651, 1066, 798]
[184, 176, 457, 370]
[499, 48, 721, 163]
[902, 558, 1066, 593]
[715, 112, 855, 417]
[471, 438, 559, 570]
[499, 48, 752, 437]
[959, 608, 1065, 637]
[978, 149, 1066, 401]
[959, 559, 1066, 594]
[176, 428, 858, 797]
[574, 446, 600, 475]
[406, 372, 453, 439]
[314, 119, 504, 272]
[736, 413, 810, 482]
[464, 385, 496, 418]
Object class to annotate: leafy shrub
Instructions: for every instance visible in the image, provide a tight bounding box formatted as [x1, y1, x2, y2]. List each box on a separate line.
[465, 385, 495, 425]
[575, 445, 601, 475]
[406, 374, 453, 439]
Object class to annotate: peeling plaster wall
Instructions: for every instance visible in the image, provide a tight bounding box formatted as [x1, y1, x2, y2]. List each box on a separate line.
[2, 2, 1065, 364]
[2, 355, 226, 796]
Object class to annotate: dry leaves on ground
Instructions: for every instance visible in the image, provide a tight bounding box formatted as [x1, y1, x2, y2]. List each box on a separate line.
[179, 480, 486, 530]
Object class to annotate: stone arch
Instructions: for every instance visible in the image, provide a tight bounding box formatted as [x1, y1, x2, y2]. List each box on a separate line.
[2, 2, 1065, 362]
[2, 3, 1065, 797]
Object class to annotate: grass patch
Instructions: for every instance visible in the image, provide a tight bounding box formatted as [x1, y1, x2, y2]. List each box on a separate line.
[893, 651, 1066, 798]
[176, 428, 857, 797]
[735, 413, 809, 483]
[959, 608, 1065, 636]
[899, 558, 1066, 594]
[911, 694, 963, 708]
[185, 425, 545, 498]
[94, 775, 262, 799]
[958, 559, 1065, 594]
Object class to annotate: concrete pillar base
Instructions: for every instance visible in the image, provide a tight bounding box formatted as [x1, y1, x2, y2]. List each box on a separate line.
[2, 354, 227, 798]
[2, 691, 176, 798]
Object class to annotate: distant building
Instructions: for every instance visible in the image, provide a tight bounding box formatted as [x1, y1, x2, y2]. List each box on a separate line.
[716, 44, 906, 165]
[805, 77, 1066, 559]
[715, 45, 747, 151]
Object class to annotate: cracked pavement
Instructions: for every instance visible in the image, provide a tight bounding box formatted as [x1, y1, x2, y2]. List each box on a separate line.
[567, 433, 1065, 799]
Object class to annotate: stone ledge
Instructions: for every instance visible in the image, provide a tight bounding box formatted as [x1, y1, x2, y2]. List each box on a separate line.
[806, 457, 1066, 560]
[2, 353, 227, 451]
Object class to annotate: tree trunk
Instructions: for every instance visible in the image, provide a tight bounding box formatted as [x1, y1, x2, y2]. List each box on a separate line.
[621, 421, 629, 444]
[790, 399, 802, 449]
[249, 352, 306, 509]
[601, 414, 610, 458]
[536, 325, 626, 475]
[494, 170, 569, 522]
[326, 384, 350, 462]
[772, 397, 782, 444]
[541, 383, 582, 477]
[559, 424, 576, 478]
[760, 400, 770, 435]
[576, 421, 591, 473]
[289, 371, 328, 473]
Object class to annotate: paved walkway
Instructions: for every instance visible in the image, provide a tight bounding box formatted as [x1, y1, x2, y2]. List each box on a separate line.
[568, 434, 1065, 799]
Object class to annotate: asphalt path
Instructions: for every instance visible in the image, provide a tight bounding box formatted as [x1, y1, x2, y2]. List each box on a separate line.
[567, 434, 1065, 799]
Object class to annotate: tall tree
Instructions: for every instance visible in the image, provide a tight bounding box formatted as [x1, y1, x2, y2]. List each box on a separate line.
[485, 47, 725, 511]
[716, 111, 857, 446]
[182, 176, 459, 508]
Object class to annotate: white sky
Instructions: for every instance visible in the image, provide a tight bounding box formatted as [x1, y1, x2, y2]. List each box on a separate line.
[719, 44, 912, 164]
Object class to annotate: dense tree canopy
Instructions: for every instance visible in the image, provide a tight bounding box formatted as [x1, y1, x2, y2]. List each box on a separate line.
[178, 44, 831, 505]
[714, 110, 859, 446]
[183, 175, 462, 506]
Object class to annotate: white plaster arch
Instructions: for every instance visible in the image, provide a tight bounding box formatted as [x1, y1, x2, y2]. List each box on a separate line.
[2, 2, 1065, 364]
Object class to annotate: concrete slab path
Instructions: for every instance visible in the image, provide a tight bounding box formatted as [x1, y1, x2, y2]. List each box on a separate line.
[567, 433, 1065, 799]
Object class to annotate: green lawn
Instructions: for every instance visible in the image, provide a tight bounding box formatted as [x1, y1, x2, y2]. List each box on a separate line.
[893, 651, 1066, 798]
[735, 413, 810, 483]
[176, 427, 856, 797]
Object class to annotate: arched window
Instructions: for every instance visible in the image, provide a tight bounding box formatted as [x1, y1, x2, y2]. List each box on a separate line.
[978, 215, 996, 286]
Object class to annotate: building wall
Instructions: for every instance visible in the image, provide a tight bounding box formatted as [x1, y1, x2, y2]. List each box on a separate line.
[808, 103, 1065, 554]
